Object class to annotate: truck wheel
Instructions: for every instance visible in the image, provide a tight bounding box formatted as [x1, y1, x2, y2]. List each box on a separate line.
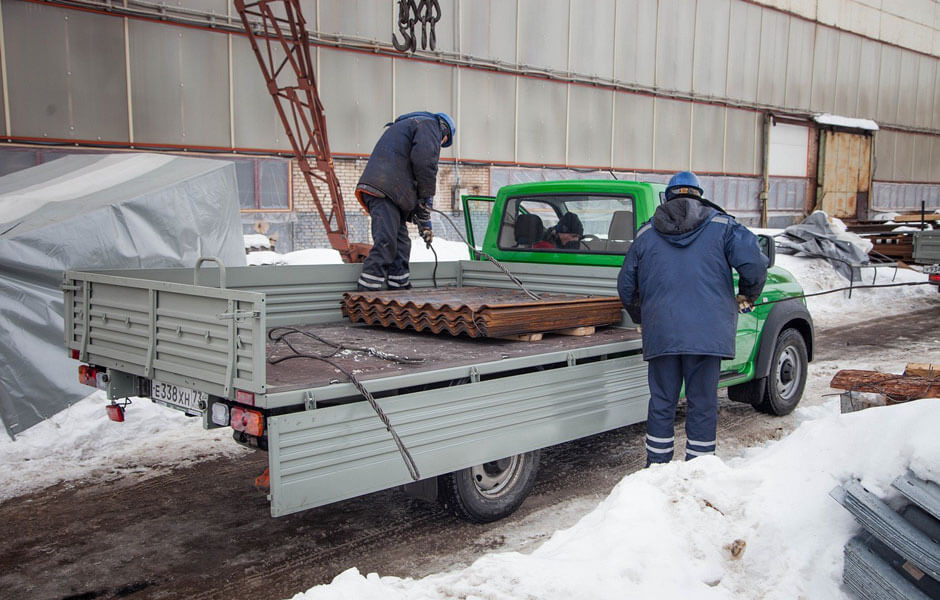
[753, 328, 808, 416]
[438, 450, 541, 523]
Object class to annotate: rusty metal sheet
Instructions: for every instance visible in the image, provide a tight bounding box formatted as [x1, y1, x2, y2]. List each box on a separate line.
[342, 287, 623, 338]
[819, 130, 872, 219]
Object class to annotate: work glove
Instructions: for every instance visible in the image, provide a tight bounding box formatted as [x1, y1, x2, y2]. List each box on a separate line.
[736, 295, 755, 314]
[420, 227, 434, 247]
[413, 197, 433, 227]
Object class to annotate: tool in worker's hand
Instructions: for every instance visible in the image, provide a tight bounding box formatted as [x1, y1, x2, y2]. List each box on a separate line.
[420, 227, 433, 247]
[736, 295, 754, 313]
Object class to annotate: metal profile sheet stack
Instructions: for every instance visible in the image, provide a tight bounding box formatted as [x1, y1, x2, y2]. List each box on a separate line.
[832, 473, 940, 600]
[341, 286, 623, 338]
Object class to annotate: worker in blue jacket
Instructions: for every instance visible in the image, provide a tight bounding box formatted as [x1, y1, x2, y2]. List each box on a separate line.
[617, 171, 767, 466]
[355, 111, 455, 291]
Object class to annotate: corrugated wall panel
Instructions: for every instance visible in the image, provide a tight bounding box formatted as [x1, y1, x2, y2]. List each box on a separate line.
[856, 39, 881, 119]
[569, 0, 615, 79]
[872, 182, 940, 212]
[692, 0, 731, 98]
[873, 129, 896, 180]
[653, 98, 692, 170]
[458, 1, 517, 64]
[691, 103, 726, 173]
[458, 69, 515, 163]
[914, 55, 937, 129]
[432, 0, 457, 54]
[516, 78, 567, 165]
[810, 25, 839, 113]
[834, 32, 862, 117]
[614, 0, 657, 87]
[876, 45, 902, 124]
[655, 0, 694, 91]
[178, 29, 231, 146]
[893, 131, 916, 181]
[129, 21, 184, 144]
[317, 48, 391, 155]
[171, 0, 228, 14]
[317, 0, 391, 42]
[724, 108, 760, 175]
[394, 60, 456, 160]
[517, 0, 569, 73]
[757, 8, 790, 107]
[934, 61, 940, 130]
[612, 92, 654, 170]
[231, 35, 289, 151]
[896, 51, 919, 125]
[784, 16, 815, 110]
[726, 1, 762, 102]
[934, 137, 940, 181]
[913, 134, 933, 182]
[567, 86, 613, 167]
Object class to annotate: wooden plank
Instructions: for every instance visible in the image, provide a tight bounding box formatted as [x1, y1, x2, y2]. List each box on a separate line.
[905, 363, 940, 377]
[551, 326, 595, 337]
[497, 333, 543, 342]
[830, 369, 939, 401]
[893, 213, 940, 223]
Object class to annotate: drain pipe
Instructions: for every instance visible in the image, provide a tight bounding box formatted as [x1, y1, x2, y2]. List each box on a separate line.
[760, 113, 772, 228]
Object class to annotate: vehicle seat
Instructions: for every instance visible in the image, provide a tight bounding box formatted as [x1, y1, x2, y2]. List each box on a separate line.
[605, 210, 634, 253]
[514, 213, 544, 247]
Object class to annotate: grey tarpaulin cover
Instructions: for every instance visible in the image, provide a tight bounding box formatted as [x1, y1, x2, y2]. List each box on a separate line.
[776, 211, 872, 281]
[0, 153, 246, 439]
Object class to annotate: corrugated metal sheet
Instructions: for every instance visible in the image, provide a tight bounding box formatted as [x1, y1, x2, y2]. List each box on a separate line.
[569, 0, 615, 79]
[871, 182, 940, 213]
[459, 69, 515, 163]
[726, 1, 762, 103]
[914, 55, 937, 129]
[612, 92, 655, 170]
[516, 78, 566, 165]
[896, 51, 919, 125]
[653, 97, 692, 170]
[567, 86, 613, 167]
[876, 46, 902, 124]
[757, 8, 789, 107]
[784, 17, 815, 110]
[810, 25, 839, 113]
[835, 32, 862, 117]
[458, 1, 517, 64]
[317, 0, 391, 42]
[724, 108, 760, 175]
[517, 0, 569, 73]
[655, 0, 694, 91]
[692, 103, 726, 174]
[692, 0, 731, 98]
[819, 130, 872, 219]
[856, 39, 881, 118]
[614, 0, 657, 87]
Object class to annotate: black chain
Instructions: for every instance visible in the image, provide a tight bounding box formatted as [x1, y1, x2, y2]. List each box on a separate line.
[393, 0, 441, 53]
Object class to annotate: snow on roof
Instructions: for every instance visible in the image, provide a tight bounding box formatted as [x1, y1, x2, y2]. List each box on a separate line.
[813, 113, 879, 131]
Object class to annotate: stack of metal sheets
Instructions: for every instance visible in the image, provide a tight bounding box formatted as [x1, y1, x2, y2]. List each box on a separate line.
[341, 286, 623, 338]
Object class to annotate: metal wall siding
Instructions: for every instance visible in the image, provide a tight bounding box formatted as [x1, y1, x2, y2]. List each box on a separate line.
[692, 0, 731, 99]
[876, 46, 902, 124]
[757, 9, 790, 107]
[896, 51, 919, 125]
[517, 0, 569, 73]
[458, 1, 517, 64]
[569, 0, 615, 79]
[567, 86, 614, 167]
[855, 39, 881, 119]
[231, 35, 289, 151]
[393, 60, 455, 145]
[784, 18, 815, 110]
[913, 134, 933, 182]
[612, 92, 655, 170]
[914, 56, 937, 129]
[172, 0, 229, 14]
[893, 132, 916, 181]
[458, 69, 515, 163]
[726, 1, 762, 103]
[655, 0, 694, 92]
[614, 0, 657, 87]
[934, 62, 940, 130]
[317, 0, 391, 42]
[710, 176, 760, 214]
[872, 182, 940, 212]
[516, 78, 567, 165]
[129, 21, 185, 144]
[834, 32, 862, 118]
[767, 177, 808, 212]
[268, 356, 649, 516]
[178, 29, 231, 147]
[653, 98, 692, 170]
[724, 107, 759, 175]
[317, 48, 392, 155]
[810, 25, 839, 113]
[873, 129, 895, 180]
[935, 137, 940, 181]
[691, 103, 726, 173]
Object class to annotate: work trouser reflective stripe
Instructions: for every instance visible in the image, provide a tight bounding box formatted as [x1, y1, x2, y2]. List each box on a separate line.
[645, 433, 674, 457]
[387, 272, 411, 288]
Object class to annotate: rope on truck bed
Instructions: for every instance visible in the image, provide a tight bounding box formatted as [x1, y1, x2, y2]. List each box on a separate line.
[267, 327, 423, 481]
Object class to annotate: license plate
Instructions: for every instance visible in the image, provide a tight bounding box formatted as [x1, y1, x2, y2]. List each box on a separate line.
[923, 264, 940, 274]
[151, 382, 207, 414]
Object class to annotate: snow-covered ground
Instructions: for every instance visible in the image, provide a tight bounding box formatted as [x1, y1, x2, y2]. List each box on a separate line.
[1, 233, 938, 599]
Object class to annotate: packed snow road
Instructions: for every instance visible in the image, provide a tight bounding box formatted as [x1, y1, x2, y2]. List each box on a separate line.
[0, 304, 937, 600]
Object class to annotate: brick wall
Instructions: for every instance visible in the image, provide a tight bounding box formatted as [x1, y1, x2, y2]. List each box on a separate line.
[291, 158, 489, 250]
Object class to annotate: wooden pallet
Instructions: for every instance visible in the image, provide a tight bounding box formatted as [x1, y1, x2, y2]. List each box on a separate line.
[499, 325, 597, 342]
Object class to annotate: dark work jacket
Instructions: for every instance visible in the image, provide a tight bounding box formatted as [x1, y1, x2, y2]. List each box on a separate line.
[357, 115, 441, 216]
[617, 197, 768, 360]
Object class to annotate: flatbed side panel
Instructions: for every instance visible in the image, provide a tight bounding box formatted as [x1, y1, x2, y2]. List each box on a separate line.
[459, 260, 620, 297]
[64, 271, 267, 397]
[267, 355, 648, 517]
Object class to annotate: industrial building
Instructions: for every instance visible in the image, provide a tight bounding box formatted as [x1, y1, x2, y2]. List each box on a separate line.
[1, 0, 938, 250]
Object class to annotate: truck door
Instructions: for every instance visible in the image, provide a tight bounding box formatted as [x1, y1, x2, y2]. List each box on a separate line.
[462, 195, 495, 254]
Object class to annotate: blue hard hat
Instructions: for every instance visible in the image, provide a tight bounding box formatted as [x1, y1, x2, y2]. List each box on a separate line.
[665, 171, 703, 201]
[436, 112, 455, 147]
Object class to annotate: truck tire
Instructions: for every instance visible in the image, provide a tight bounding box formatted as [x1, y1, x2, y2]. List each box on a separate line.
[728, 327, 808, 416]
[438, 450, 541, 523]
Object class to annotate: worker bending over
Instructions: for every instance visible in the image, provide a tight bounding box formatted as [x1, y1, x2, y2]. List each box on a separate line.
[617, 171, 767, 467]
[355, 111, 455, 291]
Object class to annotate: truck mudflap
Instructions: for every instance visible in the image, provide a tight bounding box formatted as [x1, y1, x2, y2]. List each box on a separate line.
[267, 354, 649, 517]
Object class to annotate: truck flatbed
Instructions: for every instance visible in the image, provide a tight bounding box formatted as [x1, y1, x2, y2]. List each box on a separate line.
[265, 322, 641, 394]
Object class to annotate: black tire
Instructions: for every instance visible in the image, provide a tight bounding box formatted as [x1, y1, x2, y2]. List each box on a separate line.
[753, 328, 808, 416]
[438, 450, 541, 523]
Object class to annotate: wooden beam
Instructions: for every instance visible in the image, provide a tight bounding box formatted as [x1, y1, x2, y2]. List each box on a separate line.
[830, 369, 939, 401]
[905, 363, 940, 377]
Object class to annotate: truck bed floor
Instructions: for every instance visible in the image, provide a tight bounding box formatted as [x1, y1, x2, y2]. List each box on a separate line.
[264, 322, 641, 393]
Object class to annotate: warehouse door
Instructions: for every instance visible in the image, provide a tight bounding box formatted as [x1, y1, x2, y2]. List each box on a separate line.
[816, 130, 873, 220]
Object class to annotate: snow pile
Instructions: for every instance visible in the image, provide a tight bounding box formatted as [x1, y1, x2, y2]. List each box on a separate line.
[409, 238, 469, 262]
[0, 391, 247, 502]
[247, 248, 343, 266]
[244, 233, 273, 250]
[288, 399, 939, 600]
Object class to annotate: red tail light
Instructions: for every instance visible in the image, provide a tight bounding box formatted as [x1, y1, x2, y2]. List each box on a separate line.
[78, 365, 98, 387]
[929, 273, 940, 285]
[231, 406, 264, 437]
[71, 349, 80, 360]
[106, 404, 125, 422]
[236, 389, 256, 406]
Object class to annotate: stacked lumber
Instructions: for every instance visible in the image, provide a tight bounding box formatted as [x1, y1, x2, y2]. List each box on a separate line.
[830, 363, 938, 412]
[341, 286, 623, 338]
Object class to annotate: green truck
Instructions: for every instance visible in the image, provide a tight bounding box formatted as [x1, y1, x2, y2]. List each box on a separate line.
[64, 179, 813, 523]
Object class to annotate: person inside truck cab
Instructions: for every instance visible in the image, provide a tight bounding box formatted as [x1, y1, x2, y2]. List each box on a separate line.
[354, 111, 455, 291]
[534, 212, 583, 250]
[617, 171, 767, 467]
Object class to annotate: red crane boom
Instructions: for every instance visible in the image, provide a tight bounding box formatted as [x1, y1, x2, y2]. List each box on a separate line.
[234, 0, 370, 262]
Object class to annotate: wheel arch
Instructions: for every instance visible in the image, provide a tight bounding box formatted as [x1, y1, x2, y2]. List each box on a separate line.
[755, 299, 815, 379]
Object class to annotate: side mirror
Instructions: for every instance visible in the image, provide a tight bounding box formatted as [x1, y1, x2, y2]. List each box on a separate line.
[757, 234, 776, 267]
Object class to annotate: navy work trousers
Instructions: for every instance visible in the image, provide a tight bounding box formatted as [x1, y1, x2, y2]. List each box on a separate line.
[358, 195, 412, 291]
[644, 354, 721, 465]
